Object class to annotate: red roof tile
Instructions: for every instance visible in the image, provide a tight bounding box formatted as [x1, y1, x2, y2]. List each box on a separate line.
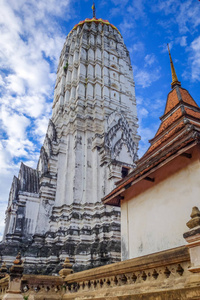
[164, 88, 179, 114]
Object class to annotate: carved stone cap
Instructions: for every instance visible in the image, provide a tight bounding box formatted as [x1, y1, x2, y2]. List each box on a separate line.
[186, 207, 200, 229]
[59, 257, 73, 278]
[0, 262, 8, 279]
[13, 252, 23, 265]
[0, 262, 8, 273]
[62, 257, 73, 270]
[10, 252, 24, 277]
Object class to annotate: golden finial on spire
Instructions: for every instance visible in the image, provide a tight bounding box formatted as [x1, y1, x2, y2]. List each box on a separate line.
[167, 44, 181, 89]
[92, 2, 96, 18]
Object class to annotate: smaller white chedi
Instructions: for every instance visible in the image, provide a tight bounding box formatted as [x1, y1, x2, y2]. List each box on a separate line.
[0, 12, 140, 274]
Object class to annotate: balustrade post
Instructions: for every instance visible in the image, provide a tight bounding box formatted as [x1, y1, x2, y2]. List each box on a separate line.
[183, 206, 200, 272]
[3, 252, 24, 300]
[59, 257, 73, 279]
[0, 262, 8, 279]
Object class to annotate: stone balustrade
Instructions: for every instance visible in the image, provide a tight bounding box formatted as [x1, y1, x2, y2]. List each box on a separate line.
[0, 274, 64, 300]
[1, 206, 200, 300]
[62, 246, 200, 299]
[0, 277, 9, 300]
[21, 275, 64, 299]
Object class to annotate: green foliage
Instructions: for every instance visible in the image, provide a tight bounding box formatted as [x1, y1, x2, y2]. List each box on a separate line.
[63, 62, 68, 72]
[23, 295, 29, 300]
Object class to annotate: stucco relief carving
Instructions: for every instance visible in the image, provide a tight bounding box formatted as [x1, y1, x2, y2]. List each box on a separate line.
[37, 147, 49, 175]
[74, 135, 82, 149]
[37, 120, 57, 175]
[47, 119, 57, 142]
[105, 111, 137, 164]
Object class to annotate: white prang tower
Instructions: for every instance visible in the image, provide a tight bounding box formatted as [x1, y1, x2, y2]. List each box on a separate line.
[1, 14, 140, 273]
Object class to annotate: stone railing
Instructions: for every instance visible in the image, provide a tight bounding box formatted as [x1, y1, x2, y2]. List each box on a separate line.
[1, 207, 200, 300]
[21, 275, 64, 299]
[0, 274, 64, 300]
[63, 246, 199, 299]
[0, 276, 9, 300]
[0, 255, 71, 300]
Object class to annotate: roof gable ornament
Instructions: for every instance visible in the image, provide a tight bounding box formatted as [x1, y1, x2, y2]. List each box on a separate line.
[92, 2, 96, 18]
[167, 44, 181, 89]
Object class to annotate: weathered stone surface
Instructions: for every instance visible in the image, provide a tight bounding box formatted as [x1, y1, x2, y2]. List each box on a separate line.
[61, 246, 200, 300]
[186, 206, 200, 229]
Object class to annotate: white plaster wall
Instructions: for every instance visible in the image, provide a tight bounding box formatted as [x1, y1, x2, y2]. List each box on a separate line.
[95, 64, 101, 79]
[121, 159, 200, 260]
[69, 55, 73, 65]
[95, 83, 101, 99]
[88, 64, 94, 80]
[80, 48, 86, 60]
[78, 63, 86, 78]
[55, 150, 67, 206]
[87, 83, 93, 99]
[24, 197, 40, 234]
[72, 67, 77, 81]
[70, 86, 76, 101]
[103, 86, 109, 98]
[66, 70, 72, 84]
[76, 82, 85, 98]
[95, 48, 101, 60]
[88, 49, 94, 61]
[97, 35, 101, 45]
[89, 34, 94, 45]
[7, 213, 16, 235]
[117, 144, 132, 164]
[63, 134, 75, 205]
[64, 90, 70, 105]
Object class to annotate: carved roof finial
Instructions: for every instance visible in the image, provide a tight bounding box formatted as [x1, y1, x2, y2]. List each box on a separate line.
[92, 2, 96, 18]
[13, 252, 23, 265]
[186, 206, 200, 229]
[167, 44, 181, 89]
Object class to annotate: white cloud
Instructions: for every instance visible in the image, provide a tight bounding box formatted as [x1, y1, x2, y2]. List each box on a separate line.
[138, 124, 159, 158]
[119, 19, 136, 37]
[179, 36, 187, 47]
[34, 115, 51, 143]
[145, 54, 156, 67]
[129, 42, 145, 54]
[138, 107, 149, 119]
[137, 91, 165, 158]
[0, 0, 71, 160]
[127, 0, 146, 20]
[154, 0, 200, 34]
[134, 67, 161, 88]
[0, 106, 30, 139]
[0, 0, 72, 238]
[190, 36, 200, 81]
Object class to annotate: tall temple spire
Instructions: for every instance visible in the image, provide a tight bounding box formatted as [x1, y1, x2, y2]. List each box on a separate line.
[1, 13, 140, 273]
[92, 2, 96, 18]
[167, 44, 181, 89]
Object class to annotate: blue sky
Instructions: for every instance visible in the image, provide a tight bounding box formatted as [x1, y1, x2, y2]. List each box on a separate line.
[0, 0, 200, 238]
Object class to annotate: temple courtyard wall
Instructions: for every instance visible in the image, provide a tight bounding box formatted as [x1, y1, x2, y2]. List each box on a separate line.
[1, 228, 200, 300]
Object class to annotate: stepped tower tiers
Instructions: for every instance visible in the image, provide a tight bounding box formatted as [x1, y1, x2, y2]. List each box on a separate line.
[0, 17, 140, 274]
